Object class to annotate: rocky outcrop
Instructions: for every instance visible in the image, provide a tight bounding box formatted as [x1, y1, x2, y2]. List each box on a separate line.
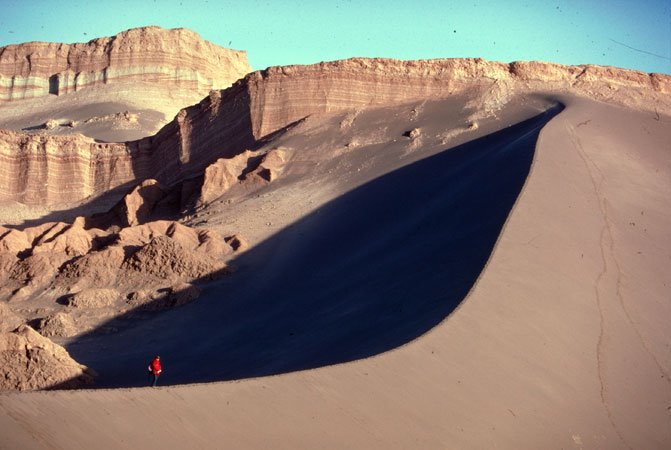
[0, 214, 238, 302]
[31, 216, 94, 257]
[196, 148, 288, 206]
[74, 222, 228, 318]
[0, 26, 250, 101]
[35, 312, 78, 338]
[62, 288, 121, 308]
[0, 302, 22, 332]
[120, 234, 227, 283]
[0, 324, 95, 391]
[1, 56, 669, 206]
[0, 216, 240, 360]
[107, 179, 169, 227]
[198, 150, 255, 205]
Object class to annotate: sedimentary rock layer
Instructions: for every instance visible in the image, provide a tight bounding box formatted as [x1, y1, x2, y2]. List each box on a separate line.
[246, 58, 671, 138]
[0, 26, 250, 101]
[1, 56, 669, 206]
[0, 130, 131, 204]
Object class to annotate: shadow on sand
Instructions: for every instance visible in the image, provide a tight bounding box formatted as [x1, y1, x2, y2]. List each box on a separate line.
[65, 103, 564, 388]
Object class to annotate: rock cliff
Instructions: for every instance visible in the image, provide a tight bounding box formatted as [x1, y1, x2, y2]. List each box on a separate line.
[245, 58, 670, 139]
[0, 130, 131, 205]
[1, 56, 669, 207]
[0, 26, 250, 101]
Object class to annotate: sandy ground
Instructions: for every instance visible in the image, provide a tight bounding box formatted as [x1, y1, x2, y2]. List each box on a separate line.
[1, 94, 670, 449]
[0, 81, 209, 142]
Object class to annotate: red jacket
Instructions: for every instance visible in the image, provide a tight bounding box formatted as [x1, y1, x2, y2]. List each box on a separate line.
[149, 358, 162, 375]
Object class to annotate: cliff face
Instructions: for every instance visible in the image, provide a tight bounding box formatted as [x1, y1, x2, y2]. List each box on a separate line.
[0, 130, 132, 205]
[246, 58, 671, 139]
[1, 56, 669, 206]
[0, 26, 250, 101]
[142, 57, 671, 189]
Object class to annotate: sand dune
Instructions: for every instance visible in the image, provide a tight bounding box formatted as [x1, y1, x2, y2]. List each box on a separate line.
[63, 103, 563, 388]
[1, 91, 669, 449]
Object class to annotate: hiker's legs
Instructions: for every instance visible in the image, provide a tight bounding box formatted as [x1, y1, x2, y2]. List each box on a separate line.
[152, 374, 159, 387]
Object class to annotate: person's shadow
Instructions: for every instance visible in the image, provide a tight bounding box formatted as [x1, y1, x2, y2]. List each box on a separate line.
[65, 104, 564, 388]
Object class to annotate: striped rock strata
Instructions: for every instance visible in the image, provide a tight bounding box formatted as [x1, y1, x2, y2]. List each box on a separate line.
[245, 58, 671, 138]
[0, 26, 250, 102]
[1, 57, 670, 206]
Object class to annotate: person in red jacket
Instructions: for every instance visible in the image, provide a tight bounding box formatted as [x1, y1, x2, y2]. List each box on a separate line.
[148, 356, 162, 387]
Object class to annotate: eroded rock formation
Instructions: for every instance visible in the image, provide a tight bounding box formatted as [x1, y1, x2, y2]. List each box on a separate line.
[0, 26, 250, 101]
[0, 218, 234, 301]
[0, 324, 95, 391]
[0, 302, 22, 332]
[197, 147, 288, 206]
[1, 55, 669, 208]
[0, 216, 240, 383]
[0, 174, 246, 368]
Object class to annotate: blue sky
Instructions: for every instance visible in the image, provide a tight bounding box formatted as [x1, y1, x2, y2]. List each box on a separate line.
[1, 0, 669, 74]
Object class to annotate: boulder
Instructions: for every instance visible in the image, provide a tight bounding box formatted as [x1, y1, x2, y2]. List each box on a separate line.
[224, 234, 248, 253]
[250, 148, 287, 182]
[112, 179, 169, 227]
[197, 229, 237, 258]
[198, 150, 255, 205]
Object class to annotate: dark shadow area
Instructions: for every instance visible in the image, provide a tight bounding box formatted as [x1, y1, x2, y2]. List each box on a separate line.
[64, 104, 564, 388]
[21, 124, 48, 131]
[11, 180, 141, 230]
[48, 74, 59, 95]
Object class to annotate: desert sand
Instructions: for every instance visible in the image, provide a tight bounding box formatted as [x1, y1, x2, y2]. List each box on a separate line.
[1, 28, 670, 450]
